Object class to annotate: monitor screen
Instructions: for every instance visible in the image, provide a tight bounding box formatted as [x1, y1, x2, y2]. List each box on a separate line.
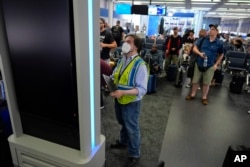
[131, 5, 148, 15]
[116, 3, 131, 14]
[1, 0, 80, 150]
[148, 5, 166, 16]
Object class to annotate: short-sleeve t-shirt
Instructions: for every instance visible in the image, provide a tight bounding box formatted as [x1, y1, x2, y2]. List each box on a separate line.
[196, 37, 224, 67]
[100, 30, 115, 60]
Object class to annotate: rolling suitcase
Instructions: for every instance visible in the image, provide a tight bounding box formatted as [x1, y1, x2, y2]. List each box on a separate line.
[214, 69, 224, 85]
[230, 74, 245, 94]
[167, 64, 177, 81]
[147, 74, 157, 94]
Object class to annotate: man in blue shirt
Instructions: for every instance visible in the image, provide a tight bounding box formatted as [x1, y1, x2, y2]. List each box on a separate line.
[186, 24, 224, 105]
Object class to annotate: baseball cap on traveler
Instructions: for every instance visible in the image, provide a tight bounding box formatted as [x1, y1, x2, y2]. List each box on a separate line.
[209, 24, 218, 31]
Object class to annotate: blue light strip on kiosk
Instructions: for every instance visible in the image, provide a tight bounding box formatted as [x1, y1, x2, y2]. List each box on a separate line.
[88, 0, 95, 149]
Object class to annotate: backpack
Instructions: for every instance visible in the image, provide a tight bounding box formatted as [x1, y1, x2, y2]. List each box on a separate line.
[112, 26, 121, 39]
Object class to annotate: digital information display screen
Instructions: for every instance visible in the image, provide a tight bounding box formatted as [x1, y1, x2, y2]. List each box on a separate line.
[148, 5, 166, 16]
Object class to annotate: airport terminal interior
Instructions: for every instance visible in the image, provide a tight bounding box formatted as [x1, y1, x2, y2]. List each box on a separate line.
[1, 0, 250, 167]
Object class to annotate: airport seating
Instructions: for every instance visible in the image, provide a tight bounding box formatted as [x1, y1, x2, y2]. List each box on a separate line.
[141, 38, 166, 65]
[225, 51, 247, 73]
[140, 48, 147, 58]
[245, 53, 250, 90]
[140, 38, 145, 48]
[156, 39, 165, 45]
[144, 43, 153, 50]
[142, 39, 165, 52]
[245, 53, 250, 71]
[156, 44, 164, 51]
[145, 38, 155, 44]
[225, 51, 250, 93]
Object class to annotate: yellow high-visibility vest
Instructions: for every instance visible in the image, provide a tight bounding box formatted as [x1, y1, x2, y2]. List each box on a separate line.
[113, 56, 146, 104]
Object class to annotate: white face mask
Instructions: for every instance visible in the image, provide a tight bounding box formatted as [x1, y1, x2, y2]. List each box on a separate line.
[121, 42, 131, 54]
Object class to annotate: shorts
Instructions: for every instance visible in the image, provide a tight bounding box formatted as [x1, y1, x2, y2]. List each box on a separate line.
[192, 63, 215, 85]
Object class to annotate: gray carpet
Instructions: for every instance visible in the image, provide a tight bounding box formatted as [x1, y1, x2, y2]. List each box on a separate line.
[101, 76, 176, 167]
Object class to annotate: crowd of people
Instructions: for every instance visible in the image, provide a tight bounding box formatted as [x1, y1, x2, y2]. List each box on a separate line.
[99, 17, 250, 167]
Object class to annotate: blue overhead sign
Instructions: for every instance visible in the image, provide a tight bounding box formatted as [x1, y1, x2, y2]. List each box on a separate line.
[173, 12, 194, 17]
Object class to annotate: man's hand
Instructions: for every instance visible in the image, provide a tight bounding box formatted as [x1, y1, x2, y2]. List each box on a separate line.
[100, 42, 105, 48]
[165, 50, 168, 57]
[200, 52, 206, 58]
[154, 66, 159, 71]
[110, 90, 124, 99]
[213, 64, 218, 71]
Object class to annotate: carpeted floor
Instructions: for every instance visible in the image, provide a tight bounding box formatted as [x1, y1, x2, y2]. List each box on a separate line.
[101, 76, 176, 167]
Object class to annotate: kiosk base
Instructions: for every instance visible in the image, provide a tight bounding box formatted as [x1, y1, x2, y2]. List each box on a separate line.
[8, 134, 105, 167]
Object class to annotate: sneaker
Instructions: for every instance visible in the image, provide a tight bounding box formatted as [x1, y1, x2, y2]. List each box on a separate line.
[185, 94, 195, 100]
[201, 99, 208, 105]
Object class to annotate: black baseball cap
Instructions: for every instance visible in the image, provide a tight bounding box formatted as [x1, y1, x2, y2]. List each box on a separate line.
[189, 30, 194, 33]
[209, 24, 218, 30]
[173, 27, 178, 30]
